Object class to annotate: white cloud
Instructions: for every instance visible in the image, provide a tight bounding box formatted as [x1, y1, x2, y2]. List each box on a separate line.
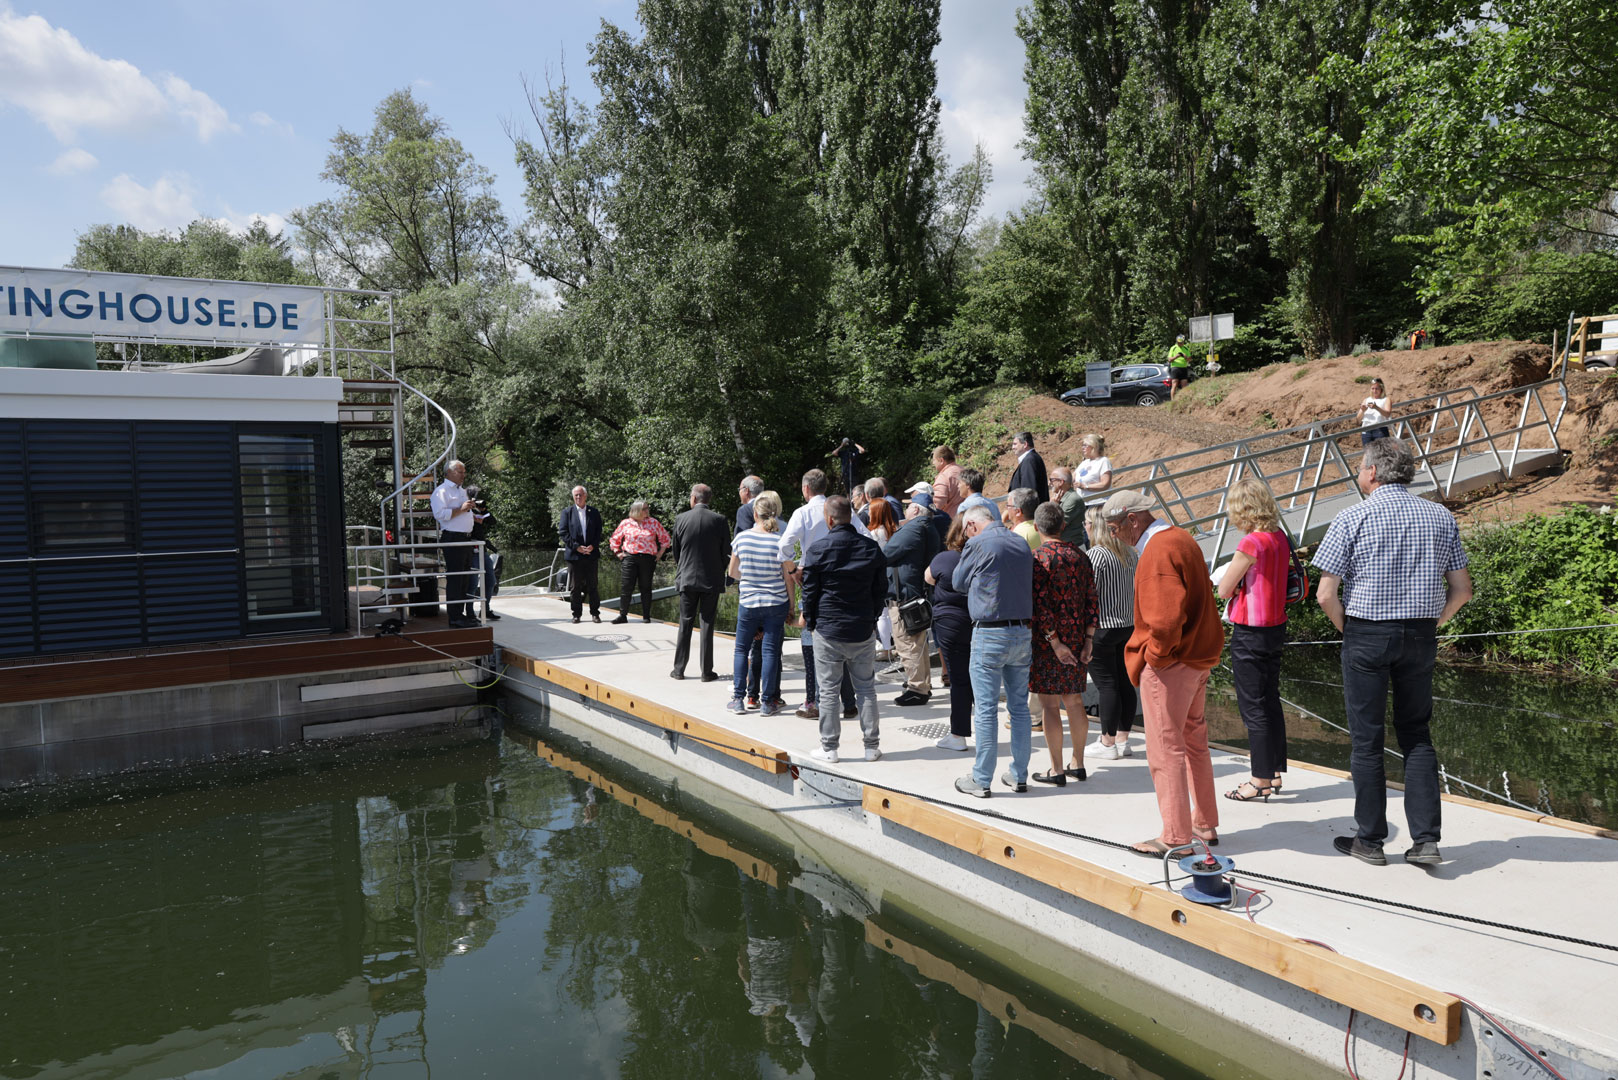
[249, 110, 294, 137]
[216, 207, 290, 238]
[0, 8, 235, 143]
[100, 173, 200, 232]
[163, 75, 238, 141]
[47, 147, 98, 175]
[936, 2, 1036, 221]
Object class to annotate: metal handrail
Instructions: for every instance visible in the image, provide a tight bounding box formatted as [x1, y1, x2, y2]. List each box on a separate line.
[349, 540, 488, 631]
[1106, 378, 1567, 571]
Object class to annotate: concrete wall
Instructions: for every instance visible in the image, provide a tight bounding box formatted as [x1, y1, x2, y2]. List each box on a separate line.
[0, 661, 480, 787]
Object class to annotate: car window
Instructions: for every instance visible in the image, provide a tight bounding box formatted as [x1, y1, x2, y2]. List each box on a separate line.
[1113, 367, 1144, 383]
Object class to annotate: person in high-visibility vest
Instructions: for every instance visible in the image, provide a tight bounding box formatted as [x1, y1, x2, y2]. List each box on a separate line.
[1167, 334, 1196, 399]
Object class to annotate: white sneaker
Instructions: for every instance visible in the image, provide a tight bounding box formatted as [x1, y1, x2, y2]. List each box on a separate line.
[1093, 741, 1121, 760]
[877, 664, 905, 680]
[864, 747, 882, 762]
[1120, 739, 1134, 757]
[812, 747, 839, 764]
[935, 733, 969, 751]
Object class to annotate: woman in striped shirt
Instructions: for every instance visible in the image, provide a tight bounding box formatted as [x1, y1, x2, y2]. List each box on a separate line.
[1216, 479, 1291, 801]
[727, 491, 791, 716]
[1084, 506, 1138, 759]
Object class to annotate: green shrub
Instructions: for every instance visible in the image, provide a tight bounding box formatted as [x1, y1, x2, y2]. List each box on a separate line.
[1359, 355, 1381, 366]
[1352, 343, 1373, 355]
[1446, 506, 1618, 673]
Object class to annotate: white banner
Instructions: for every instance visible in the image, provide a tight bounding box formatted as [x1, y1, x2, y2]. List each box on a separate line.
[0, 266, 326, 347]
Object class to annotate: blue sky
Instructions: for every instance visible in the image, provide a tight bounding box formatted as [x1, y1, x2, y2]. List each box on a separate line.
[0, 1, 1034, 271]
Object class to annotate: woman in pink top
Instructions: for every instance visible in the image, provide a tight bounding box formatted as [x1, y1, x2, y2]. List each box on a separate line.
[608, 501, 671, 623]
[1216, 479, 1291, 801]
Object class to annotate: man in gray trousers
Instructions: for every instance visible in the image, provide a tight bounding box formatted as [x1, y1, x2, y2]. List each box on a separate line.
[799, 496, 888, 764]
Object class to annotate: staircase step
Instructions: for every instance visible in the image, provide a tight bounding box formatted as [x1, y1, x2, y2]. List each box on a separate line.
[340, 421, 396, 431]
[348, 438, 394, 449]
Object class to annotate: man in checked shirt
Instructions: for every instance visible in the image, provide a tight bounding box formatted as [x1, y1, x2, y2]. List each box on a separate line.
[1315, 438, 1473, 868]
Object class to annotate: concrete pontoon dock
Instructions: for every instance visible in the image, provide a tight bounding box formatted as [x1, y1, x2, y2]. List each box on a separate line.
[490, 596, 1618, 1080]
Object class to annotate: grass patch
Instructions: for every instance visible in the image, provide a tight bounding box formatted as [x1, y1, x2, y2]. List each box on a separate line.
[1359, 355, 1381, 367]
[1354, 374, 1373, 384]
[1292, 366, 1311, 380]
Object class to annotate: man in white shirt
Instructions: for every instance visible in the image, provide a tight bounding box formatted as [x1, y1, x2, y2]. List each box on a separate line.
[430, 460, 480, 627]
[779, 468, 870, 718]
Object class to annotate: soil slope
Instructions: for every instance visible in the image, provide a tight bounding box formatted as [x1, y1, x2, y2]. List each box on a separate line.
[972, 342, 1615, 522]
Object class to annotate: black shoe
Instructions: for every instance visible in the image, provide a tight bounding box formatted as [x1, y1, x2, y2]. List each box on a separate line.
[1333, 836, 1387, 865]
[642, 615, 653, 623]
[487, 611, 502, 621]
[700, 672, 720, 683]
[592, 613, 601, 623]
[449, 617, 481, 629]
[1404, 842, 1442, 866]
[670, 670, 685, 681]
[894, 690, 931, 707]
[572, 615, 581, 624]
[611, 614, 629, 624]
[842, 707, 858, 718]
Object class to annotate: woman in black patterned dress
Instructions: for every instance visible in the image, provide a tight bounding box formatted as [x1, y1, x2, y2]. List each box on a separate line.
[1030, 502, 1099, 786]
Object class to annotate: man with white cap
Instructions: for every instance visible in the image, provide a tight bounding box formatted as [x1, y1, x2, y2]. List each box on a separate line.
[1101, 489, 1223, 857]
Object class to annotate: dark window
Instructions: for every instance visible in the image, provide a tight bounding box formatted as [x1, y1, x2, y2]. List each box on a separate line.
[34, 499, 132, 551]
[240, 433, 326, 625]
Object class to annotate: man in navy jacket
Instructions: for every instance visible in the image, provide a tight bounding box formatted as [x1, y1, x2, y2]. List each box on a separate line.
[801, 496, 887, 764]
[885, 503, 941, 706]
[558, 484, 603, 623]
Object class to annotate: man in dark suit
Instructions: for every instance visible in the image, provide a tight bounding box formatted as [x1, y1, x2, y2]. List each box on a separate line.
[669, 483, 731, 680]
[558, 484, 603, 623]
[885, 502, 941, 706]
[1008, 431, 1049, 505]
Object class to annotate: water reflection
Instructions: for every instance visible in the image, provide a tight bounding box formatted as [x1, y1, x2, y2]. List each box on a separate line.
[0, 717, 1218, 1080]
[1203, 650, 1618, 828]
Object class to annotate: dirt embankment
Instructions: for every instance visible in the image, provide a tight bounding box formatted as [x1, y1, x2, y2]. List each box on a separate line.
[970, 342, 1616, 522]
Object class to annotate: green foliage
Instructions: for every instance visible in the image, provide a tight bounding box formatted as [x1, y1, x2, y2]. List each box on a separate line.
[1291, 506, 1618, 673]
[1422, 250, 1618, 345]
[1447, 506, 1618, 673]
[1359, 355, 1381, 366]
[1348, 0, 1618, 299]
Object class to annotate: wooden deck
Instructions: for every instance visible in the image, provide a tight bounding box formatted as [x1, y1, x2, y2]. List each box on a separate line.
[0, 613, 492, 705]
[491, 594, 1618, 1075]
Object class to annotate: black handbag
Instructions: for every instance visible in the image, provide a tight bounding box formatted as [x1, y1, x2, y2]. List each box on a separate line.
[897, 594, 933, 634]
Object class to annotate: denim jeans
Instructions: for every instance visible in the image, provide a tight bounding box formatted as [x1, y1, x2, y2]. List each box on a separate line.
[813, 633, 879, 751]
[802, 631, 855, 709]
[968, 625, 1033, 787]
[1342, 616, 1441, 846]
[733, 601, 787, 702]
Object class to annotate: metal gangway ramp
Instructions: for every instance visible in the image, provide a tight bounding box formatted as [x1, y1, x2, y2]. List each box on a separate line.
[1110, 378, 1569, 576]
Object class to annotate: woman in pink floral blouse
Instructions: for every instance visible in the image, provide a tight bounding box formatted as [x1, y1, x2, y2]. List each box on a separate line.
[608, 500, 671, 623]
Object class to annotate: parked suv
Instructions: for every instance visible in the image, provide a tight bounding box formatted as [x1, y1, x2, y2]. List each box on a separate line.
[1059, 363, 1175, 407]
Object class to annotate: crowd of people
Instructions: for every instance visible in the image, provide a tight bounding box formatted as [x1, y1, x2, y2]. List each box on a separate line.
[539, 429, 1471, 866]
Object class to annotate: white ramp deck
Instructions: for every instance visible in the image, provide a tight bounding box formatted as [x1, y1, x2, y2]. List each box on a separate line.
[490, 597, 1618, 1080]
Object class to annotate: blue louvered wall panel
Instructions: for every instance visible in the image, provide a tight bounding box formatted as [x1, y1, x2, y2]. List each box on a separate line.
[143, 553, 243, 644]
[0, 422, 26, 560]
[34, 558, 144, 653]
[136, 422, 238, 551]
[0, 567, 33, 658]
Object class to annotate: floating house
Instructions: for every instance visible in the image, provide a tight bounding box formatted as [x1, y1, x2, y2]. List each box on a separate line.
[0, 264, 491, 785]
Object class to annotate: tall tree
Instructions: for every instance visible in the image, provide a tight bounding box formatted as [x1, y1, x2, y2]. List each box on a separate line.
[1207, 0, 1385, 354]
[586, 0, 831, 484]
[1350, 0, 1618, 297]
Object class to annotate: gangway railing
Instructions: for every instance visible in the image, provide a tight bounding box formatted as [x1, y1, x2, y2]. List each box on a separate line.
[349, 540, 488, 630]
[1109, 378, 1568, 573]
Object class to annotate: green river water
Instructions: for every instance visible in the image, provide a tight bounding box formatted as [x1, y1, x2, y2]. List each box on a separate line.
[0, 708, 1240, 1080]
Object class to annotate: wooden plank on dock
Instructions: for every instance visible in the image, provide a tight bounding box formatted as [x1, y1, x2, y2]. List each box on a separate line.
[503, 650, 789, 775]
[0, 627, 493, 704]
[864, 787, 1462, 1045]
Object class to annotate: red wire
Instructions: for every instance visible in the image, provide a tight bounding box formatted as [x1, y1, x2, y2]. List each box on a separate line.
[1445, 993, 1572, 1080]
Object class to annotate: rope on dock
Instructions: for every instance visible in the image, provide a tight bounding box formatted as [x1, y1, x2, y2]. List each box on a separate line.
[569, 697, 1618, 955]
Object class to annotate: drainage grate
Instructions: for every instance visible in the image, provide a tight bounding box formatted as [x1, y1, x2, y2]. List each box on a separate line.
[902, 722, 952, 740]
[592, 634, 631, 644]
